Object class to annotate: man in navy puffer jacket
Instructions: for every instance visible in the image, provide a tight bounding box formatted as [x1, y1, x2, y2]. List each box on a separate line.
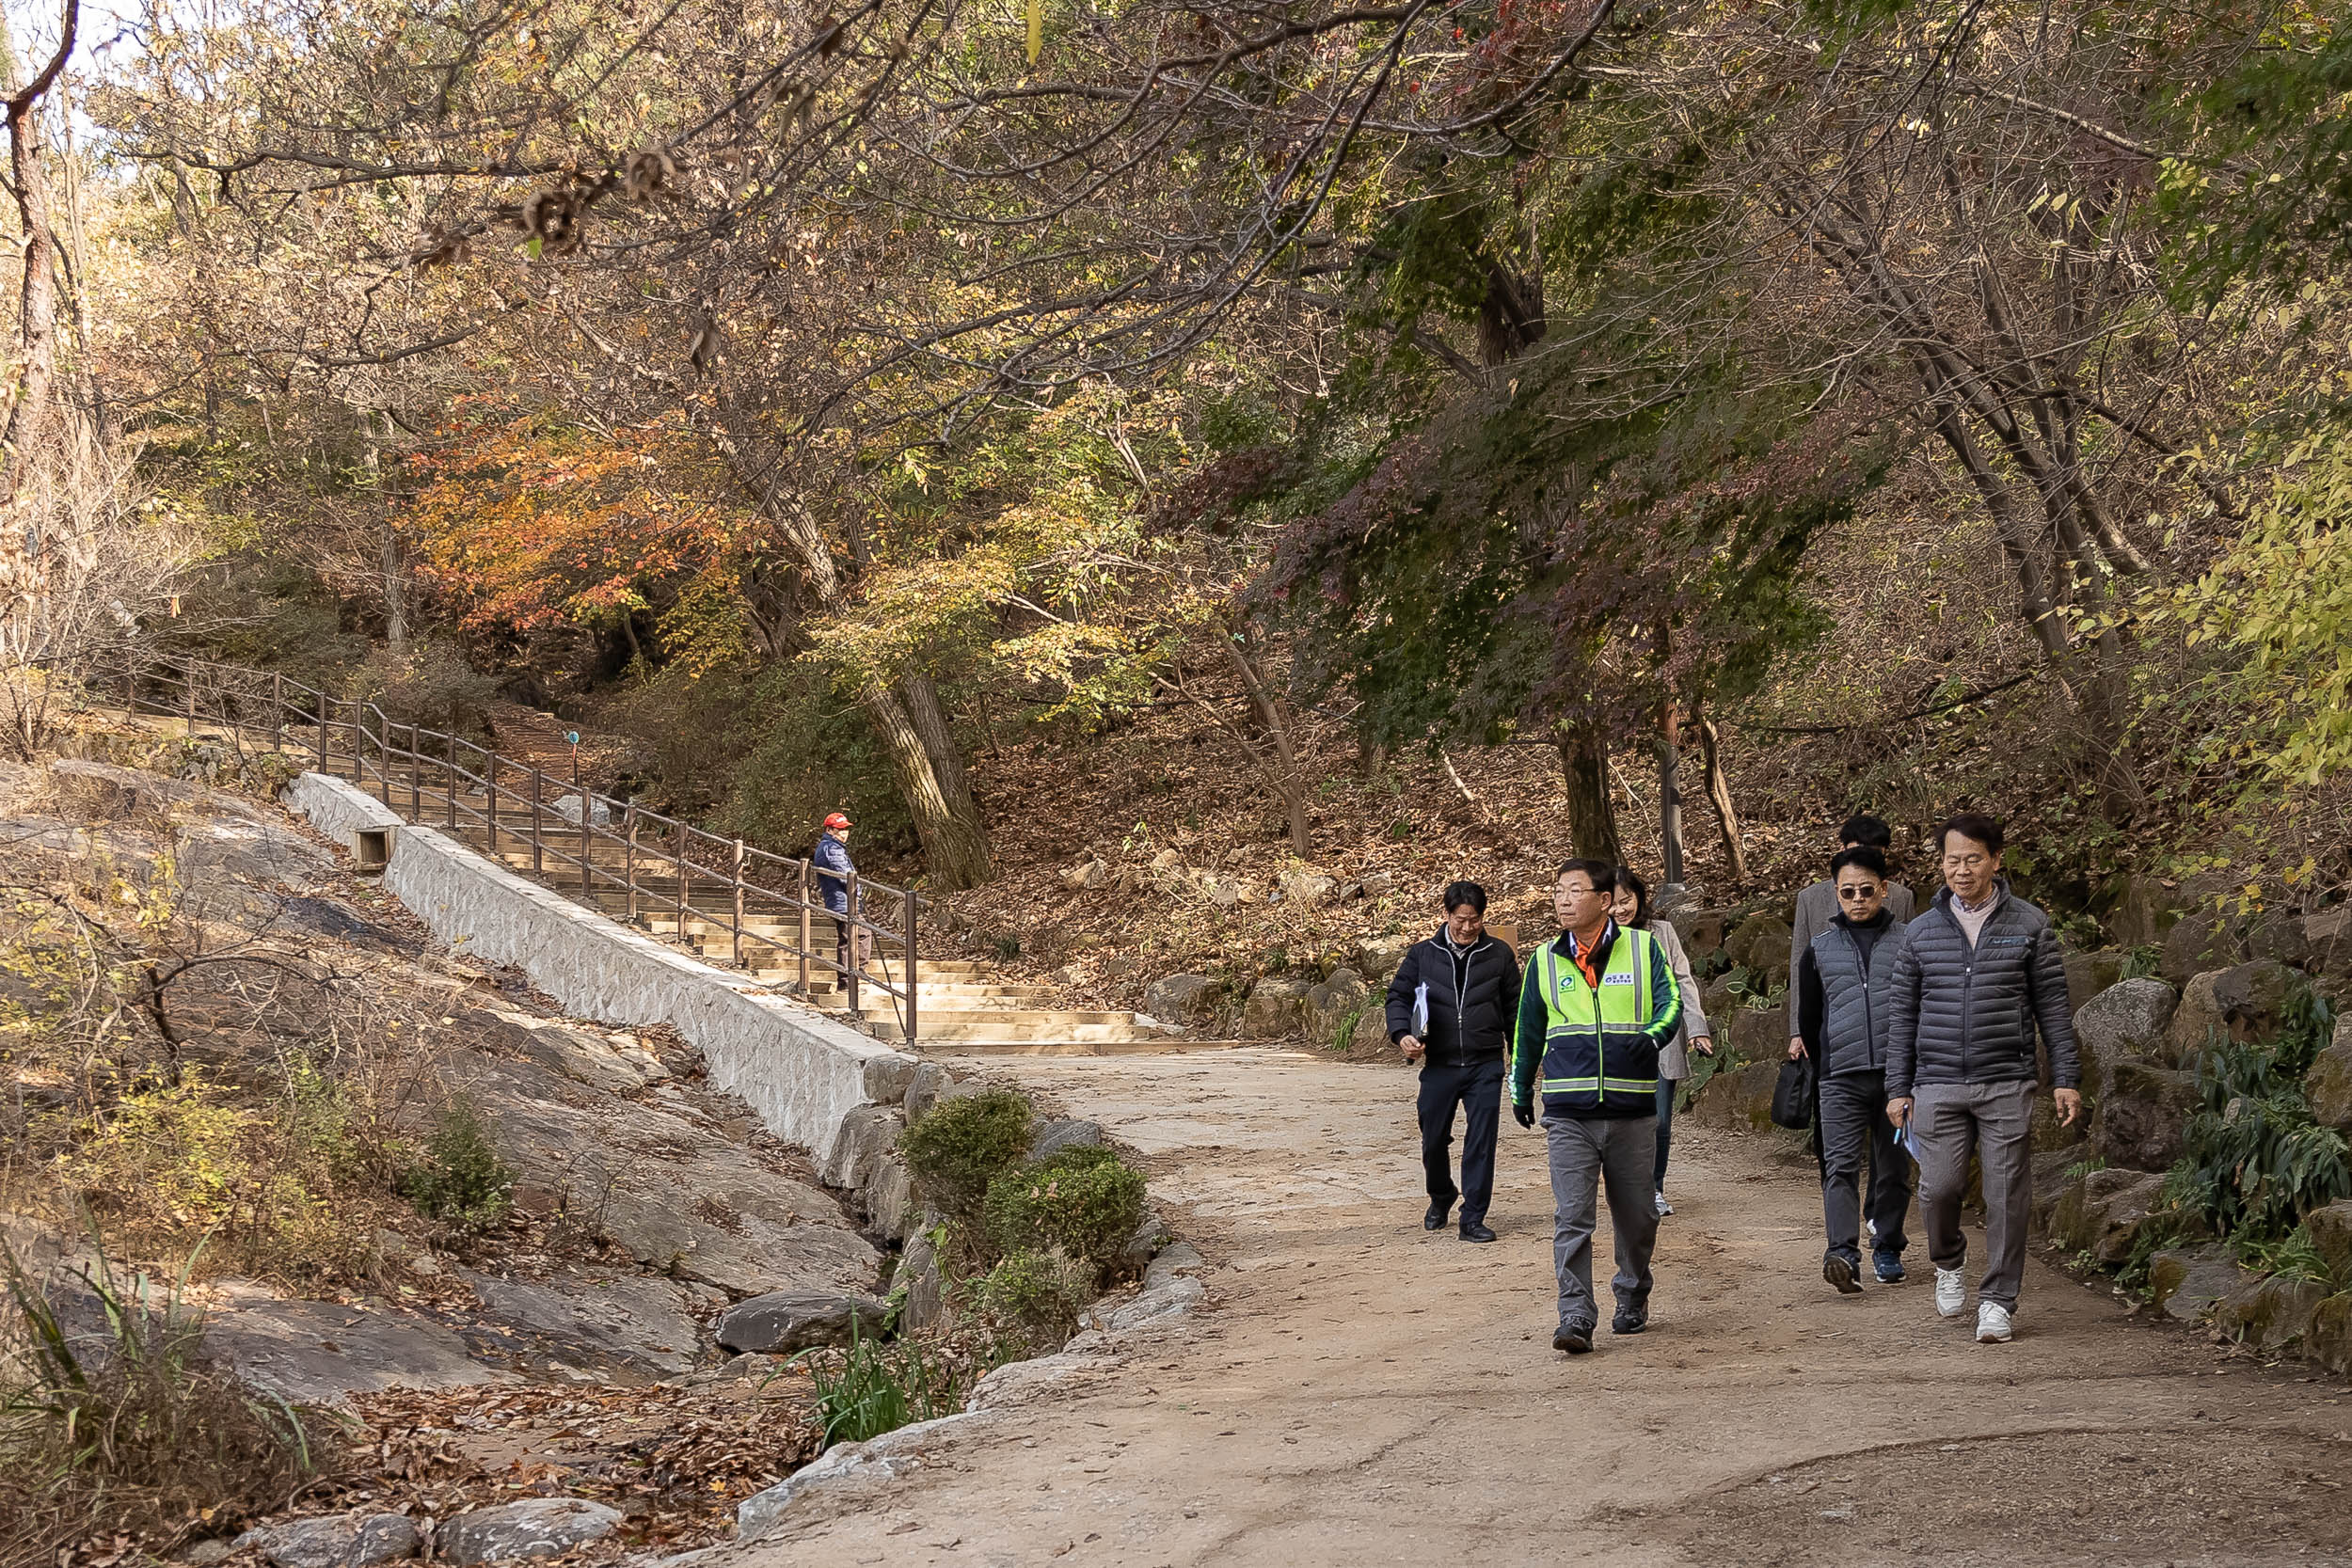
[1884, 813, 2083, 1346]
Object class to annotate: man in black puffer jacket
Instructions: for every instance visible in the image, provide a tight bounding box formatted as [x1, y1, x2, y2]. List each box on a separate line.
[1386, 880, 1522, 1243]
[1885, 813, 2083, 1347]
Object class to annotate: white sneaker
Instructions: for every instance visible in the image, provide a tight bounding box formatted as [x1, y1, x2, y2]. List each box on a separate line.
[1654, 1190, 1673, 1218]
[1976, 1301, 2013, 1343]
[1934, 1267, 1966, 1318]
[1866, 1218, 1878, 1247]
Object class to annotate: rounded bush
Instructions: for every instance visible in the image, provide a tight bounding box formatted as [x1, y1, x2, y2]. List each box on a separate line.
[973, 1247, 1087, 1349]
[898, 1089, 1032, 1223]
[981, 1147, 1147, 1283]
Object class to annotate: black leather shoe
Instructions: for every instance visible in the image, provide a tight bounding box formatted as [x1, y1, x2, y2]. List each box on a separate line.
[1824, 1254, 1863, 1295]
[1552, 1321, 1595, 1354]
[1423, 1203, 1451, 1231]
[1611, 1305, 1648, 1336]
[1458, 1222, 1496, 1243]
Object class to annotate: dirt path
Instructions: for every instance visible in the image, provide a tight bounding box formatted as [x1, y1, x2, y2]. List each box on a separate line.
[740, 1049, 2352, 1568]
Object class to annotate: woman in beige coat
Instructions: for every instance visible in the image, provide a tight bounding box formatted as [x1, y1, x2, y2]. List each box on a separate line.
[1613, 869, 1713, 1217]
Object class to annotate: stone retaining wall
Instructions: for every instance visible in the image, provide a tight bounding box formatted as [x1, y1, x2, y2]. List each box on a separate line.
[279, 772, 914, 1180]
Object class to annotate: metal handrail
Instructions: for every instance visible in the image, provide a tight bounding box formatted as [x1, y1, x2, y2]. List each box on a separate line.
[109, 652, 920, 1044]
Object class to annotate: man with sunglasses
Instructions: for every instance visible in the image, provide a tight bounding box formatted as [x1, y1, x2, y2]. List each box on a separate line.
[1792, 846, 1912, 1292]
[1789, 814, 1916, 1062]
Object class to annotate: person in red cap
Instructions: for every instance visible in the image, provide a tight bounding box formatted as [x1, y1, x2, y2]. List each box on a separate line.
[813, 813, 867, 975]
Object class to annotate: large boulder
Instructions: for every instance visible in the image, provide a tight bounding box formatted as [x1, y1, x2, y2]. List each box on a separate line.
[2048, 1167, 2168, 1263]
[2160, 959, 2295, 1065]
[1353, 934, 1416, 985]
[459, 1268, 716, 1376]
[2062, 951, 2127, 1018]
[2303, 1199, 2352, 1288]
[1142, 974, 1222, 1028]
[433, 1049, 882, 1299]
[1241, 975, 1312, 1038]
[2216, 1275, 2328, 1354]
[1687, 1059, 1781, 1132]
[2304, 1016, 2352, 1134]
[1668, 907, 1738, 964]
[235, 1513, 421, 1568]
[2309, 907, 2352, 982]
[716, 1290, 893, 1354]
[2104, 874, 2189, 950]
[1724, 912, 1792, 979]
[1302, 969, 1371, 1050]
[2161, 906, 2249, 985]
[2089, 1060, 2200, 1171]
[1726, 1003, 1789, 1065]
[2308, 1294, 2352, 1376]
[438, 1499, 621, 1565]
[2147, 1246, 2249, 1324]
[2029, 1091, 2089, 1152]
[2072, 979, 2178, 1101]
[204, 1285, 507, 1407]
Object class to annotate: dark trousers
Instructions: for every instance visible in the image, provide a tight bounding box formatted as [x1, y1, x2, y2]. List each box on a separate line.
[1418, 1057, 1504, 1227]
[1819, 1069, 1910, 1267]
[1654, 1078, 1677, 1192]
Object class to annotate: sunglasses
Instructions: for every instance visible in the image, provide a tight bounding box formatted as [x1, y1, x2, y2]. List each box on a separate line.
[1836, 885, 1883, 900]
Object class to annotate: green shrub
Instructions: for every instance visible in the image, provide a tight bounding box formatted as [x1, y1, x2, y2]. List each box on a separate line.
[396, 1101, 513, 1232]
[972, 1247, 1088, 1349]
[982, 1147, 1147, 1282]
[2170, 1037, 2351, 1244]
[900, 1090, 1033, 1224]
[790, 1316, 967, 1450]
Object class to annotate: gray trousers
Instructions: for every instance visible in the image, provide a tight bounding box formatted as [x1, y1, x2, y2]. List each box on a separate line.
[1543, 1114, 1659, 1329]
[1912, 1080, 2036, 1310]
[1820, 1069, 1910, 1265]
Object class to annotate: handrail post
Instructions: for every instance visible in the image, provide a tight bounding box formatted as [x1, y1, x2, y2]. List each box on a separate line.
[846, 873, 862, 1021]
[446, 720, 459, 831]
[625, 805, 639, 926]
[316, 690, 329, 772]
[184, 664, 197, 737]
[374, 711, 389, 804]
[122, 659, 135, 715]
[675, 818, 689, 937]
[731, 838, 746, 970]
[797, 861, 811, 996]
[408, 723, 421, 818]
[576, 750, 591, 897]
[531, 768, 545, 877]
[270, 672, 283, 752]
[905, 890, 919, 1048]
[485, 752, 501, 859]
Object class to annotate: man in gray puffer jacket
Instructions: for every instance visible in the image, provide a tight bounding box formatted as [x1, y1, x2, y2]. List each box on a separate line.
[1885, 813, 2083, 1346]
[1794, 846, 1910, 1294]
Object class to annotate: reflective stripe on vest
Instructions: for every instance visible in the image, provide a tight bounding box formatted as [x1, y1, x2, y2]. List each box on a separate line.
[1535, 928, 1660, 1110]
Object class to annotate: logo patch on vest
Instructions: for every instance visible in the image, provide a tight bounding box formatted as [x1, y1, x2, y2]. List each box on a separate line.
[1601, 972, 1634, 985]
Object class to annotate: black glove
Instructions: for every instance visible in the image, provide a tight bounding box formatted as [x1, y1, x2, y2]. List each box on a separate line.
[1512, 1101, 1534, 1130]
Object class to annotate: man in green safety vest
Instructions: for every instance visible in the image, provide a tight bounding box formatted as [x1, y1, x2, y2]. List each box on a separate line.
[1512, 858, 1684, 1354]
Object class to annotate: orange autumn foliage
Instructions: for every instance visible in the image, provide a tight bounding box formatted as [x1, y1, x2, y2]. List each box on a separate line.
[403, 403, 757, 671]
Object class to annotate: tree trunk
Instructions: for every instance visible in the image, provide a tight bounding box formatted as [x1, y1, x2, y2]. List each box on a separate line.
[752, 484, 998, 887]
[1658, 703, 1685, 891]
[380, 515, 409, 657]
[860, 684, 991, 890]
[896, 673, 993, 887]
[0, 2, 77, 503]
[1558, 726, 1622, 864]
[1695, 709, 1748, 886]
[1222, 634, 1312, 857]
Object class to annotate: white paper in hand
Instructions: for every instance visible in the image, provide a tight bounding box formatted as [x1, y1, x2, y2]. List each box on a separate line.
[1411, 980, 1429, 1038]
